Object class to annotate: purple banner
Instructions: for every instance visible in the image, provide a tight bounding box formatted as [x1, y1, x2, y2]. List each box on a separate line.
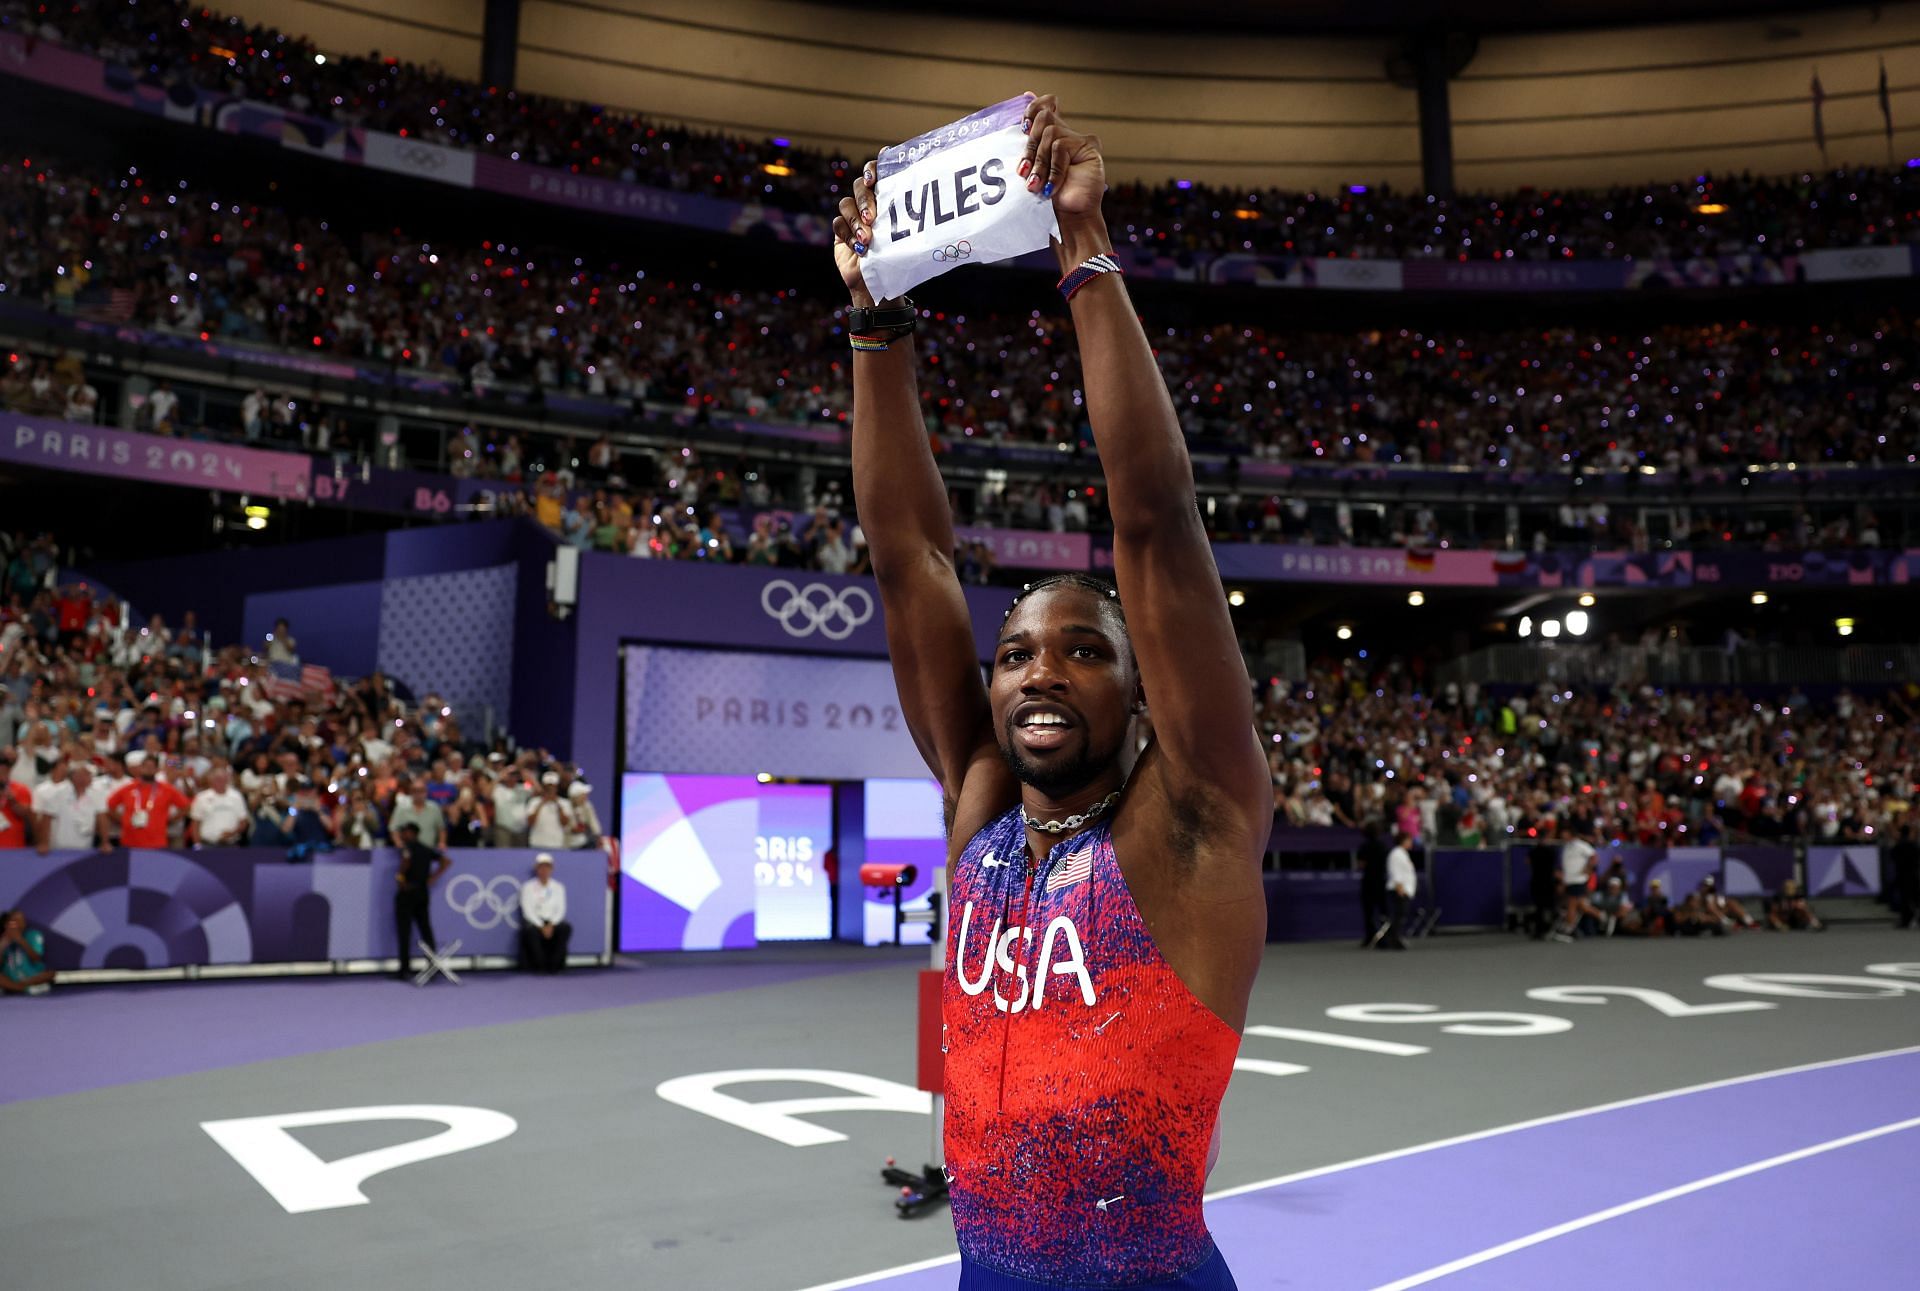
[1429, 849, 1507, 927]
[1264, 871, 1363, 942]
[2, 412, 311, 499]
[1721, 843, 1795, 898]
[623, 644, 923, 781]
[1807, 845, 1882, 897]
[0, 847, 607, 970]
[1198, 544, 1920, 589]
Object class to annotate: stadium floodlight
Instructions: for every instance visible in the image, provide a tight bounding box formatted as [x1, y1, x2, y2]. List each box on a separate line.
[1835, 617, 1856, 637]
[1335, 625, 1353, 641]
[1228, 589, 1247, 607]
[1407, 590, 1425, 607]
[1751, 592, 1769, 606]
[1564, 610, 1590, 637]
[1541, 619, 1562, 639]
[1517, 616, 1532, 638]
[1578, 593, 1595, 607]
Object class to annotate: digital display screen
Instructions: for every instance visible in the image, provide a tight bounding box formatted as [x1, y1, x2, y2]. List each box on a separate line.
[753, 784, 833, 942]
[618, 774, 834, 951]
[861, 778, 944, 946]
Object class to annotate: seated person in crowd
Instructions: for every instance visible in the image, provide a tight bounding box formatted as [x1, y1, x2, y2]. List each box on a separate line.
[0, 908, 54, 996]
[1638, 878, 1674, 936]
[1766, 879, 1826, 932]
[518, 853, 571, 973]
[1672, 889, 1728, 936]
[1697, 875, 1760, 931]
[1585, 875, 1640, 936]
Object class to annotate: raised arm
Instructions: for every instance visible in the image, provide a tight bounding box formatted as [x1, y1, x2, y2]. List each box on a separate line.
[835, 164, 1013, 836]
[1022, 97, 1268, 843]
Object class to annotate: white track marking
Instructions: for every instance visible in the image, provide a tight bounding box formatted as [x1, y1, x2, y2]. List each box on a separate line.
[789, 1043, 1920, 1291]
[1233, 1058, 1313, 1077]
[1245, 1024, 1430, 1056]
[1368, 1115, 1920, 1290]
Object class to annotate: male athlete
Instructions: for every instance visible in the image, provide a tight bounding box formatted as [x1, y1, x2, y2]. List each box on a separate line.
[834, 95, 1271, 1290]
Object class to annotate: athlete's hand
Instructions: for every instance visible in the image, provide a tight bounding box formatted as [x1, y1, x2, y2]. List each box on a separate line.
[832, 160, 880, 310]
[1020, 94, 1105, 221]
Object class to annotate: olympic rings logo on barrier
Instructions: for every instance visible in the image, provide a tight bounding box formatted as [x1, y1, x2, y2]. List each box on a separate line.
[760, 580, 875, 640]
[932, 241, 972, 263]
[445, 875, 522, 930]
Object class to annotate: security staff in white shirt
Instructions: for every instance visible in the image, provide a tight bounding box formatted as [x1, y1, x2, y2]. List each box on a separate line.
[1379, 830, 1419, 951]
[32, 761, 111, 853]
[518, 853, 571, 974]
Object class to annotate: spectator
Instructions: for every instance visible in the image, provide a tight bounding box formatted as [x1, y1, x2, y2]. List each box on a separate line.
[337, 786, 387, 848]
[518, 852, 571, 973]
[0, 909, 54, 996]
[1639, 878, 1675, 936]
[387, 777, 447, 849]
[1697, 875, 1760, 930]
[391, 821, 449, 981]
[106, 750, 192, 848]
[188, 764, 251, 847]
[564, 781, 603, 849]
[490, 762, 532, 848]
[1765, 879, 1826, 932]
[0, 752, 32, 849]
[526, 772, 575, 850]
[32, 760, 109, 853]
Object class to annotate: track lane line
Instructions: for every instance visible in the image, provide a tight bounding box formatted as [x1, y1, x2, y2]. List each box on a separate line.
[1367, 1115, 1920, 1290]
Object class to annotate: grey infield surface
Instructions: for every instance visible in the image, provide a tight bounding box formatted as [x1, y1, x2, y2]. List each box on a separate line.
[4, 929, 1918, 1291]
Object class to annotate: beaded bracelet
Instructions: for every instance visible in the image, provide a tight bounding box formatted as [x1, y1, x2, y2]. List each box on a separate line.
[848, 333, 893, 352]
[1058, 253, 1124, 302]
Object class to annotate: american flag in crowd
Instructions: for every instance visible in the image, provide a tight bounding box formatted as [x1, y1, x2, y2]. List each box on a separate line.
[77, 287, 138, 324]
[264, 660, 336, 703]
[1046, 845, 1094, 893]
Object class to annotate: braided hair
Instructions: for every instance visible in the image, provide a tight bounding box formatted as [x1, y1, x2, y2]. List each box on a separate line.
[1002, 572, 1125, 623]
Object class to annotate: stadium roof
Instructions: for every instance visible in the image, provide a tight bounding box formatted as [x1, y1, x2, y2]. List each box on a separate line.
[905, 0, 1866, 35]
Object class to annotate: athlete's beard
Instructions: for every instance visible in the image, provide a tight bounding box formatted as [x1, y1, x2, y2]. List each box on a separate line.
[998, 722, 1110, 798]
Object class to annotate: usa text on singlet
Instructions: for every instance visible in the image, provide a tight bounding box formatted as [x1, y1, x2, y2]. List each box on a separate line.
[943, 806, 1241, 1284]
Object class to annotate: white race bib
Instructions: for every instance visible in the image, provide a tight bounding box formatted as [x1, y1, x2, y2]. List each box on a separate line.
[859, 95, 1059, 303]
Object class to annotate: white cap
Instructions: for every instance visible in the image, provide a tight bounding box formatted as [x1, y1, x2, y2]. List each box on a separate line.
[541, 771, 560, 786]
[125, 751, 148, 768]
[534, 852, 556, 868]
[567, 781, 591, 799]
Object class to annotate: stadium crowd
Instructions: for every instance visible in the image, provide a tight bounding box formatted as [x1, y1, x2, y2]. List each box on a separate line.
[6, 157, 1920, 474]
[9, 0, 1920, 263]
[1261, 659, 1917, 850]
[0, 533, 606, 858]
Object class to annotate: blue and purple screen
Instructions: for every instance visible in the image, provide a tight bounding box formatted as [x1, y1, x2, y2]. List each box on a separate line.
[861, 778, 944, 946]
[619, 774, 832, 951]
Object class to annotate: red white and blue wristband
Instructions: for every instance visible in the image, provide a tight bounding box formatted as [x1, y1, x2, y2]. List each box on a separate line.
[1057, 253, 1123, 302]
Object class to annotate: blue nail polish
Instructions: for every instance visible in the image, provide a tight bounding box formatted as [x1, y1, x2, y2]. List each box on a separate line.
[1042, 181, 1054, 198]
[1022, 119, 1031, 133]
[853, 240, 867, 256]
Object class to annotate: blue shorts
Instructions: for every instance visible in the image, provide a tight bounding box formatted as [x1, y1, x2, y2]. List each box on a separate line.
[957, 1242, 1237, 1291]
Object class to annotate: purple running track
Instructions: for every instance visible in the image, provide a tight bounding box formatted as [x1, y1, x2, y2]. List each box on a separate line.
[824, 1047, 1920, 1291]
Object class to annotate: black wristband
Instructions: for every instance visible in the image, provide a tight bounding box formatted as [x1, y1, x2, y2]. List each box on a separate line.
[847, 298, 916, 337]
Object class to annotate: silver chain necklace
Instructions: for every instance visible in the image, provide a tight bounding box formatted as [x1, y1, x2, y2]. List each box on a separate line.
[1021, 789, 1123, 836]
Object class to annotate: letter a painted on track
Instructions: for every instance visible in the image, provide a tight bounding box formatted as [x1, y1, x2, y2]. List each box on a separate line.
[201, 1104, 518, 1214]
[656, 1068, 932, 1146]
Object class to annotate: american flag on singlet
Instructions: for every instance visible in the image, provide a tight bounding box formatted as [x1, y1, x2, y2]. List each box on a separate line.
[1046, 845, 1094, 892]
